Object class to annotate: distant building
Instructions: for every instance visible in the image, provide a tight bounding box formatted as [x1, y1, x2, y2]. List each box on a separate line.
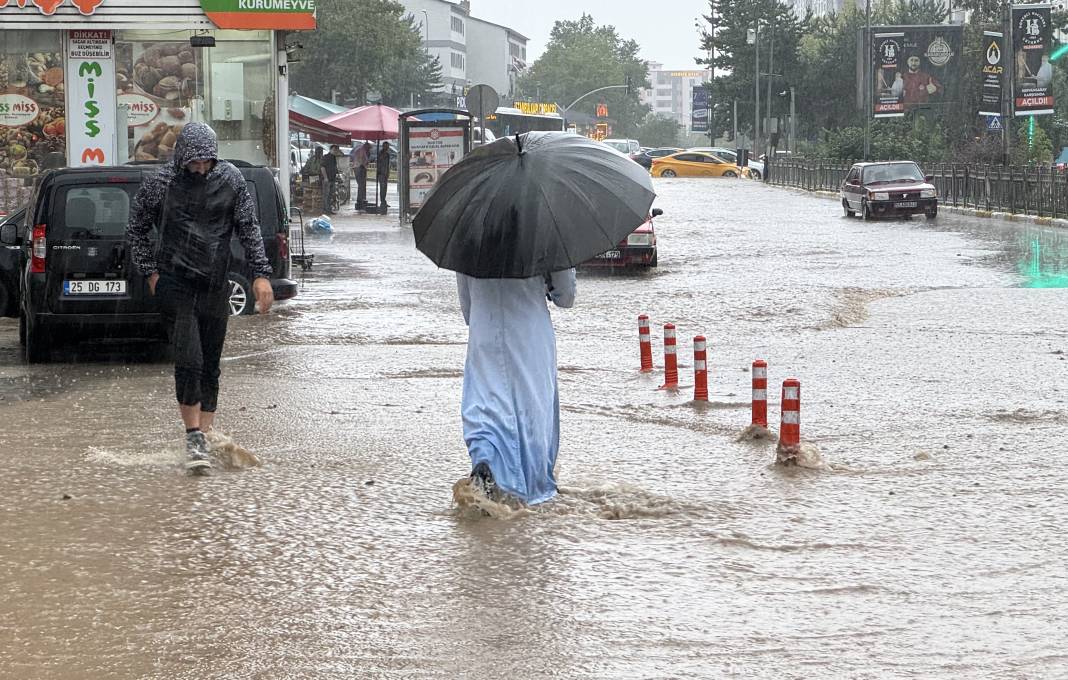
[642, 63, 712, 133]
[396, 0, 528, 104]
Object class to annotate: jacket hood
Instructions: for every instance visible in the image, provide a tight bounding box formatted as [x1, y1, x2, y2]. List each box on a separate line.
[173, 122, 219, 170]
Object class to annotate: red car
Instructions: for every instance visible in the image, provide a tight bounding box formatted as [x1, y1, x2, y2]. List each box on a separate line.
[582, 208, 662, 270]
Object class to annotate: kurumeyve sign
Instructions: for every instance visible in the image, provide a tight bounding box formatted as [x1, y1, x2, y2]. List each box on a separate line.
[201, 0, 316, 30]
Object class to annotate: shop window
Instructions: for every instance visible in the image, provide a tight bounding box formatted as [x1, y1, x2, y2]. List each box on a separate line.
[0, 31, 65, 213]
[116, 30, 270, 166]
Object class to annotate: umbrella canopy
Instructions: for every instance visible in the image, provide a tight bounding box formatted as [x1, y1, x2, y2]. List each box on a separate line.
[288, 110, 350, 145]
[413, 131, 655, 279]
[288, 93, 346, 120]
[323, 103, 402, 141]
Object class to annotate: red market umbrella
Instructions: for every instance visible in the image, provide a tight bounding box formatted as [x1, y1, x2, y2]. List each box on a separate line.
[323, 104, 402, 141]
[323, 104, 403, 212]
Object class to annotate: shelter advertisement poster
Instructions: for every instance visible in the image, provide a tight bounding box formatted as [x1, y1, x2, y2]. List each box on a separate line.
[407, 127, 464, 210]
[1012, 4, 1054, 116]
[691, 87, 709, 133]
[979, 31, 1006, 117]
[871, 25, 962, 118]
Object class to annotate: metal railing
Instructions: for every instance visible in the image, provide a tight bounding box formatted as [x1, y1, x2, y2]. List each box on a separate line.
[768, 158, 1068, 219]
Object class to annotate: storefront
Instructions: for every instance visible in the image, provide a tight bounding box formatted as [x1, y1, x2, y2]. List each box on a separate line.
[0, 0, 315, 213]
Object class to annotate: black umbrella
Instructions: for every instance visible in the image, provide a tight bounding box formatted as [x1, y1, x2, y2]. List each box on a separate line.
[413, 131, 655, 278]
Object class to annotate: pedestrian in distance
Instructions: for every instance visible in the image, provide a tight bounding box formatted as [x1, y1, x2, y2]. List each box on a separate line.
[127, 122, 274, 475]
[459, 269, 577, 505]
[321, 144, 340, 215]
[377, 141, 392, 213]
[350, 141, 372, 210]
[301, 145, 322, 179]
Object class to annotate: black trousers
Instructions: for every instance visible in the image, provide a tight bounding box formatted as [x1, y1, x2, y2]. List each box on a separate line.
[355, 165, 368, 206]
[378, 173, 389, 207]
[157, 274, 229, 412]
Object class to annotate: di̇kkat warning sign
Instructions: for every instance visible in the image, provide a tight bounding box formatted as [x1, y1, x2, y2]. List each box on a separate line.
[871, 25, 963, 118]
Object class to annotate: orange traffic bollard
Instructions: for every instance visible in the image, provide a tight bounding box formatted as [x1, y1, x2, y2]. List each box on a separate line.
[779, 378, 800, 447]
[660, 323, 678, 389]
[751, 359, 768, 427]
[693, 336, 708, 401]
[638, 314, 653, 372]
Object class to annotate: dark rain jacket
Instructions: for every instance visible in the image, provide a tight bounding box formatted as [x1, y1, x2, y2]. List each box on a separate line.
[127, 122, 272, 290]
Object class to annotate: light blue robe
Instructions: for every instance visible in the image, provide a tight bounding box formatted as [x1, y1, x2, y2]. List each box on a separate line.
[457, 269, 577, 505]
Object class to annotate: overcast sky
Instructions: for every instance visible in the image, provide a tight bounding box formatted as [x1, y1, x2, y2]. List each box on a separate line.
[470, 0, 712, 71]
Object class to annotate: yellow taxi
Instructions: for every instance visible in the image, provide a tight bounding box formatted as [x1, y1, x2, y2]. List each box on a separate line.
[651, 151, 748, 178]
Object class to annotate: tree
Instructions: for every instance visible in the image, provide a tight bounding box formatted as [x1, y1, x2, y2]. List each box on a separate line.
[636, 114, 682, 147]
[291, 0, 441, 107]
[516, 15, 650, 137]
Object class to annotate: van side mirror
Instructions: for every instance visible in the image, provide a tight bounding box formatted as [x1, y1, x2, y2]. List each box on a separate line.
[924, 175, 934, 183]
[651, 208, 664, 217]
[0, 223, 17, 245]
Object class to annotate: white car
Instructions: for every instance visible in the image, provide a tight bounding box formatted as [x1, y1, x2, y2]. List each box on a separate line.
[603, 138, 641, 155]
[688, 147, 764, 179]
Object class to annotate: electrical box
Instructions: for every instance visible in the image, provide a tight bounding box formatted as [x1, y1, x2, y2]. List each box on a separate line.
[210, 63, 246, 122]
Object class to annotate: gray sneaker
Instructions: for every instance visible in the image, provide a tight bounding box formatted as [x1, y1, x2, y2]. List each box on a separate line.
[185, 431, 213, 475]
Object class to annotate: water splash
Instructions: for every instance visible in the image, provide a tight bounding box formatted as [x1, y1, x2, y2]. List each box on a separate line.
[205, 431, 262, 470]
[775, 441, 828, 470]
[737, 424, 776, 442]
[450, 478, 683, 521]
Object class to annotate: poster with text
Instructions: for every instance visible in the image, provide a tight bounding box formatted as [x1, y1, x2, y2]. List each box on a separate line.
[408, 127, 465, 210]
[66, 30, 117, 167]
[980, 31, 1006, 117]
[1012, 4, 1054, 116]
[872, 25, 962, 117]
[691, 87, 709, 132]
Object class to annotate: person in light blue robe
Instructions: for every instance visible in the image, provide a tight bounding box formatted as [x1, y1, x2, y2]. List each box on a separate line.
[457, 269, 577, 505]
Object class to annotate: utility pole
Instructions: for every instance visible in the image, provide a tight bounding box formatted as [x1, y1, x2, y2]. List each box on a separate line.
[766, 29, 775, 152]
[753, 25, 760, 157]
[733, 98, 738, 143]
[1003, 2, 1012, 165]
[789, 86, 796, 154]
[863, 0, 871, 160]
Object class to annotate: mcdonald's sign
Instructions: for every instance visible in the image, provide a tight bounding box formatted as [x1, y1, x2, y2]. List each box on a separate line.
[596, 103, 608, 118]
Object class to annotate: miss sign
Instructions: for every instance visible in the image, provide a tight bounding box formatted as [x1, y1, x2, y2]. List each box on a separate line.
[66, 30, 117, 166]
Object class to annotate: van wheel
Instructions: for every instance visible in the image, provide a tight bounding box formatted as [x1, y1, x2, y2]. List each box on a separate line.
[24, 317, 51, 363]
[750, 170, 762, 180]
[227, 274, 254, 316]
[18, 313, 26, 346]
[0, 283, 9, 318]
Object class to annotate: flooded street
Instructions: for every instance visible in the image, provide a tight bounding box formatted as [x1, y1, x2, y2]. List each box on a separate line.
[1, 179, 1066, 678]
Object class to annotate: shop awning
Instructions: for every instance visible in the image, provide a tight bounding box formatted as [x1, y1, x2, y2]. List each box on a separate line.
[323, 104, 403, 141]
[289, 111, 351, 145]
[288, 94, 347, 121]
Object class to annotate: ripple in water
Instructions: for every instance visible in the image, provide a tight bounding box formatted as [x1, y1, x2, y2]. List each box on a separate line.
[451, 477, 684, 520]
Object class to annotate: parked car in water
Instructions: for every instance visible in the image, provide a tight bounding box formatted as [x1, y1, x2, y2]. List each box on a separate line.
[633, 147, 684, 169]
[603, 138, 641, 156]
[0, 206, 26, 317]
[651, 151, 747, 178]
[840, 161, 938, 220]
[688, 147, 764, 180]
[0, 163, 298, 362]
[582, 208, 663, 270]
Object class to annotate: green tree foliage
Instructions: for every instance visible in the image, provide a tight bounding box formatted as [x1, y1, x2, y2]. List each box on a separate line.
[291, 0, 441, 107]
[1013, 119, 1054, 165]
[636, 115, 682, 147]
[516, 14, 650, 137]
[698, 0, 809, 142]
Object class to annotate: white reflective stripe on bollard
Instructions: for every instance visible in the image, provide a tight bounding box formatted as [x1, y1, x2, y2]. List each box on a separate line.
[694, 360, 706, 371]
[664, 346, 676, 354]
[781, 411, 800, 424]
[753, 367, 767, 379]
[783, 386, 799, 400]
[752, 388, 767, 400]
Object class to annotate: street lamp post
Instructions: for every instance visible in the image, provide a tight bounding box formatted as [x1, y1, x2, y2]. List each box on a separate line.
[751, 24, 760, 156]
[863, 0, 871, 160]
[421, 9, 430, 50]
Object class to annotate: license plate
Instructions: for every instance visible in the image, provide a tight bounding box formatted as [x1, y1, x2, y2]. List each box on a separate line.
[64, 280, 127, 296]
[895, 201, 917, 208]
[597, 250, 621, 259]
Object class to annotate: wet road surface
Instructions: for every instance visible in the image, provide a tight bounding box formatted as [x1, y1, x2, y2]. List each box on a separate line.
[1, 179, 1066, 678]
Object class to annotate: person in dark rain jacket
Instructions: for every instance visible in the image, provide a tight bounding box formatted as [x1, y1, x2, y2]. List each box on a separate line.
[127, 122, 274, 475]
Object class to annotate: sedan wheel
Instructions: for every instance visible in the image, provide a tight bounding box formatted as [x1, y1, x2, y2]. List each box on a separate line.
[861, 200, 872, 221]
[660, 169, 677, 178]
[722, 170, 737, 178]
[227, 274, 254, 316]
[842, 199, 855, 217]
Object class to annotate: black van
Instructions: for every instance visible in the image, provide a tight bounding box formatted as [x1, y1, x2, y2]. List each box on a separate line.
[0, 164, 297, 362]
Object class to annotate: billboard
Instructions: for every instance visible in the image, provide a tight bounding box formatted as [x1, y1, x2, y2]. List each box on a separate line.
[1012, 4, 1054, 116]
[979, 31, 1006, 117]
[691, 87, 709, 133]
[871, 25, 963, 118]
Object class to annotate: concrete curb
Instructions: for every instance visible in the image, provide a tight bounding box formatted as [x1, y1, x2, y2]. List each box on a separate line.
[769, 184, 1068, 229]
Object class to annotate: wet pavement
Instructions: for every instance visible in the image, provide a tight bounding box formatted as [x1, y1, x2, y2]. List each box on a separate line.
[1, 179, 1066, 678]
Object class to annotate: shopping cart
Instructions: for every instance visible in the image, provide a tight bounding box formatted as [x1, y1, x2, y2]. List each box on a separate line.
[288, 206, 315, 271]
